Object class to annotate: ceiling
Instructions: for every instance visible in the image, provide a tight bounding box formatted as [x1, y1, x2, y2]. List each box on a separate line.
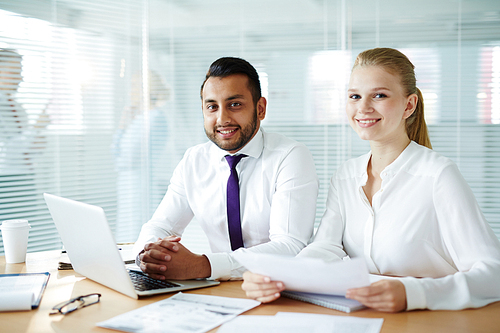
[1, 0, 499, 43]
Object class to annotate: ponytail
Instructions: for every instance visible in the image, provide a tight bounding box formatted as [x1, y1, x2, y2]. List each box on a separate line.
[406, 88, 432, 149]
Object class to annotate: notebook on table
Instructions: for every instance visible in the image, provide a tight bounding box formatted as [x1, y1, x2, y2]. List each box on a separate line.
[281, 290, 365, 313]
[44, 193, 219, 299]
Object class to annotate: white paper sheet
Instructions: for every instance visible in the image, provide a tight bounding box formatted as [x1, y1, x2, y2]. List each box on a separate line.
[276, 312, 384, 333]
[233, 252, 370, 295]
[0, 291, 33, 311]
[96, 292, 260, 333]
[218, 313, 384, 333]
[0, 273, 48, 312]
[217, 315, 331, 333]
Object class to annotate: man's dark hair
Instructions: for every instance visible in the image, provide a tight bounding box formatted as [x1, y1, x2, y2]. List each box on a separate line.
[200, 57, 262, 105]
[0, 48, 22, 62]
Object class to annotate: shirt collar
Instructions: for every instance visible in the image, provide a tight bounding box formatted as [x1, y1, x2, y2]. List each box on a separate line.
[212, 128, 264, 163]
[357, 140, 418, 185]
[358, 151, 371, 186]
[0, 91, 13, 101]
[381, 141, 417, 178]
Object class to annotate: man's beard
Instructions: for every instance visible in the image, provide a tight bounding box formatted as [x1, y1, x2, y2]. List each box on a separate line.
[205, 108, 258, 152]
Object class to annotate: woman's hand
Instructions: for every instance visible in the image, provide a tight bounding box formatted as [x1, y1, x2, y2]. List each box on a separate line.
[345, 279, 407, 312]
[241, 271, 286, 303]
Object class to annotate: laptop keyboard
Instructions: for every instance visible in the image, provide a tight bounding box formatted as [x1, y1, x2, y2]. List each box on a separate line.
[128, 270, 181, 291]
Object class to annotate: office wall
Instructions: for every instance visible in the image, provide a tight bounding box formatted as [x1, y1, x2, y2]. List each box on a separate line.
[0, 0, 499, 254]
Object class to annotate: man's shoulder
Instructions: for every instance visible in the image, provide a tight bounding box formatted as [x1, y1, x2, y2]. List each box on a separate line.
[181, 140, 216, 163]
[261, 130, 306, 153]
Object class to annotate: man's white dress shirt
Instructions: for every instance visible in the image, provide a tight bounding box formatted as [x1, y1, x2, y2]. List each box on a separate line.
[299, 141, 500, 310]
[133, 128, 319, 280]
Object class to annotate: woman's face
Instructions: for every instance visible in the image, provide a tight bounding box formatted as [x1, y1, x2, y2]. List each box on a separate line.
[346, 65, 416, 145]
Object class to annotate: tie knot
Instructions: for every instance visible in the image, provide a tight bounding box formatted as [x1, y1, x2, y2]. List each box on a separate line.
[225, 154, 246, 169]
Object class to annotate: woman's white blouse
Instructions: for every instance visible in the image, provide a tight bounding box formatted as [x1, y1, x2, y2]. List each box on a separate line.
[298, 141, 500, 310]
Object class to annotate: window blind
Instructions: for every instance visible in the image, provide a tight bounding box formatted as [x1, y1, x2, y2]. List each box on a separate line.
[0, 0, 146, 253]
[148, 0, 500, 250]
[1, 0, 499, 256]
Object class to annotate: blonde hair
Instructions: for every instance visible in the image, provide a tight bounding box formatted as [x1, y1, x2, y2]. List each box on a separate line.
[352, 48, 432, 149]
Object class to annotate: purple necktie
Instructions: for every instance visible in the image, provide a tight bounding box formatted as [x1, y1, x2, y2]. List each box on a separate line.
[225, 154, 246, 251]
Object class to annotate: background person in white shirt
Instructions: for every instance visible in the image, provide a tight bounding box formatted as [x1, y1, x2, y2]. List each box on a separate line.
[112, 70, 171, 243]
[133, 57, 319, 281]
[242, 48, 500, 312]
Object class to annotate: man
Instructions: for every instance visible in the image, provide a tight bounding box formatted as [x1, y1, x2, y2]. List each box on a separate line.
[133, 57, 318, 280]
[1, 49, 29, 174]
[0, 49, 48, 219]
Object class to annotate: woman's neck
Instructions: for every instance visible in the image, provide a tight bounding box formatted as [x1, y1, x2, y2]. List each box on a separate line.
[369, 137, 411, 175]
[363, 137, 411, 205]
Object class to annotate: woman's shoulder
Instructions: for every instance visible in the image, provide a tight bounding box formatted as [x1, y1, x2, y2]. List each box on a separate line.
[405, 141, 456, 176]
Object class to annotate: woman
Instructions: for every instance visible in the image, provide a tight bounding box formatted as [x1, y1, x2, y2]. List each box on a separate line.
[241, 48, 500, 312]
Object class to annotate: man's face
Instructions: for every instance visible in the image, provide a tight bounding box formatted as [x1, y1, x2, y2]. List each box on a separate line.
[201, 74, 266, 153]
[0, 59, 22, 92]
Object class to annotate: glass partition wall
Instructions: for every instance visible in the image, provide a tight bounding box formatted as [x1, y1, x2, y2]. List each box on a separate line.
[1, 0, 499, 255]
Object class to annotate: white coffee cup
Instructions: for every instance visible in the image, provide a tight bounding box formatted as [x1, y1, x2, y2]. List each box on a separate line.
[1, 219, 31, 264]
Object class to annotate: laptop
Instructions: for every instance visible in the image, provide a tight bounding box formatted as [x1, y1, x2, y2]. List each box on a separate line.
[43, 193, 219, 299]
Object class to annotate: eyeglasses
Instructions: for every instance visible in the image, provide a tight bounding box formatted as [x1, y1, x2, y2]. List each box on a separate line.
[49, 293, 101, 315]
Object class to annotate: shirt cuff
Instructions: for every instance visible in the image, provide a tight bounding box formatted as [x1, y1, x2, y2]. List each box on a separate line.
[204, 252, 231, 280]
[400, 277, 427, 310]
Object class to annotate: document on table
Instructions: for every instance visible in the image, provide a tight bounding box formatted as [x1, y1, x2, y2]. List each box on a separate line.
[218, 312, 384, 333]
[233, 252, 370, 295]
[0, 272, 50, 311]
[59, 244, 136, 270]
[96, 292, 260, 333]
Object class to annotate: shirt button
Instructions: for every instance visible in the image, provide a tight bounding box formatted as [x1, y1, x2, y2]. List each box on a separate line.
[380, 188, 384, 192]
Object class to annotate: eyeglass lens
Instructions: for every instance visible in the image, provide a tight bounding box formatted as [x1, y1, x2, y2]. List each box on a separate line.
[59, 299, 84, 314]
[52, 294, 100, 315]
